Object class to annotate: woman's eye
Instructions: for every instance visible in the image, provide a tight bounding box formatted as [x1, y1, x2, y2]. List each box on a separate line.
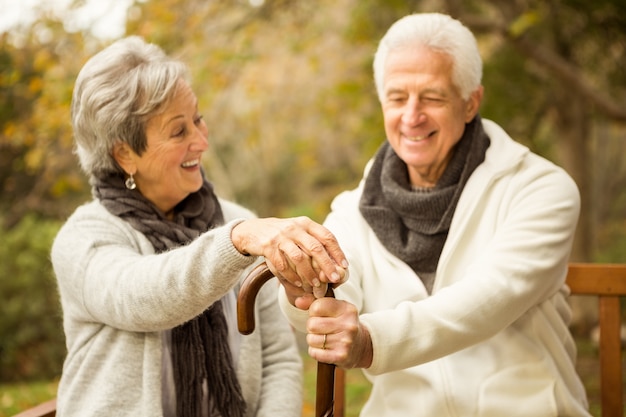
[194, 115, 204, 125]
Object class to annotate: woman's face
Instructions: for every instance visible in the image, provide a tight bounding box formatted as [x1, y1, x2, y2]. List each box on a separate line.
[126, 81, 208, 216]
[381, 45, 482, 188]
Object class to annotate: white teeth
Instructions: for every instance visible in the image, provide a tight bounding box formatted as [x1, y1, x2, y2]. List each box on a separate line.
[181, 159, 199, 168]
[407, 135, 428, 142]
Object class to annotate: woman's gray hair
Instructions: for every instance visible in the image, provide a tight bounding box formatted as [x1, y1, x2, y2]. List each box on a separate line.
[373, 13, 482, 101]
[71, 36, 189, 179]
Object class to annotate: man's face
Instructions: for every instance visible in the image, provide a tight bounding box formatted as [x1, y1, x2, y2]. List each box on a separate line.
[381, 45, 482, 188]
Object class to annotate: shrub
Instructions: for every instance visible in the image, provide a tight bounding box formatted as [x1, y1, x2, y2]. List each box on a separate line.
[0, 215, 65, 382]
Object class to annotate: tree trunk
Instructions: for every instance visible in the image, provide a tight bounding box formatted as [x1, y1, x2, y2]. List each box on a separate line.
[552, 90, 593, 263]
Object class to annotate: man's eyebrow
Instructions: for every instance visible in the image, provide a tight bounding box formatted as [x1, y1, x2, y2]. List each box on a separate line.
[421, 87, 448, 96]
[385, 87, 407, 96]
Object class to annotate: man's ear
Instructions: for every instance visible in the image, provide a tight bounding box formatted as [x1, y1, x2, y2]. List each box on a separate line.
[112, 142, 136, 175]
[465, 85, 484, 123]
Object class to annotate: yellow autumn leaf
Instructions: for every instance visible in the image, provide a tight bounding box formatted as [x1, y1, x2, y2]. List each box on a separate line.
[508, 11, 540, 38]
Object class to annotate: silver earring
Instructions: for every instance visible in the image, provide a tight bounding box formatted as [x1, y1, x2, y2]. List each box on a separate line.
[125, 173, 136, 190]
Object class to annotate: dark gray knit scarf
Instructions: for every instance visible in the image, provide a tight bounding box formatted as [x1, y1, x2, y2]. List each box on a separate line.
[359, 116, 490, 290]
[93, 174, 246, 417]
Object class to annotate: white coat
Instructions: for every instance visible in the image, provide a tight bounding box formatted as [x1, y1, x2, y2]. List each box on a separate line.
[281, 119, 590, 416]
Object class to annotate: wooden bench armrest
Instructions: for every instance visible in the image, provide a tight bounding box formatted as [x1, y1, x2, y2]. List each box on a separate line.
[12, 398, 56, 417]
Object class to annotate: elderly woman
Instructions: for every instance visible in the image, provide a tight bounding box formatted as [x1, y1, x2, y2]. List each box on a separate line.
[51, 36, 347, 417]
[279, 13, 591, 416]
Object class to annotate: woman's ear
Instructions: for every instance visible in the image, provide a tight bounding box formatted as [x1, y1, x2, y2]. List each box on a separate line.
[112, 142, 136, 175]
[465, 85, 484, 123]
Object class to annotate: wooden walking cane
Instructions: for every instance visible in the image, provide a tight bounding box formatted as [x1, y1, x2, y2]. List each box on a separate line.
[237, 262, 337, 417]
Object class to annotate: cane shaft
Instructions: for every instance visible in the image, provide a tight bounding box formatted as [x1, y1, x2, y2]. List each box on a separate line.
[315, 286, 336, 417]
[316, 362, 335, 417]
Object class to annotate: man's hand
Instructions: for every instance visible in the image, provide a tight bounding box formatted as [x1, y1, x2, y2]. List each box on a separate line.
[305, 297, 373, 369]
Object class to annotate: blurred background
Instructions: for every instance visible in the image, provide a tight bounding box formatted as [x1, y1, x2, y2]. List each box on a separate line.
[1, 0, 625, 415]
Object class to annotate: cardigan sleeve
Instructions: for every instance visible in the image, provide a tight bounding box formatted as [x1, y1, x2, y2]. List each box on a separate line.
[52, 201, 257, 332]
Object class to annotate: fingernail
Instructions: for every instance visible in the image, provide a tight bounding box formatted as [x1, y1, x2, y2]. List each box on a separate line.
[295, 281, 302, 288]
[331, 272, 340, 282]
[342, 260, 349, 268]
[313, 278, 321, 287]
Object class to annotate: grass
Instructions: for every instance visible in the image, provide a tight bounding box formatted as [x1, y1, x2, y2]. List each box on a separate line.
[301, 354, 371, 417]
[1, 336, 622, 417]
[0, 379, 58, 417]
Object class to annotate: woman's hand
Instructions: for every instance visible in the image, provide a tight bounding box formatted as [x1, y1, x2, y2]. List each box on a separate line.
[279, 257, 350, 309]
[305, 297, 373, 369]
[231, 216, 348, 292]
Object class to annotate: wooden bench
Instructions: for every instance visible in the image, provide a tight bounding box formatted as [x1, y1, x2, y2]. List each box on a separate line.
[12, 398, 56, 417]
[12, 263, 626, 417]
[566, 263, 626, 417]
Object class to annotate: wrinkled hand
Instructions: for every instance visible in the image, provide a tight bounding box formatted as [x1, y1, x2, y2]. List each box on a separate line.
[305, 297, 373, 369]
[231, 216, 348, 292]
[281, 258, 349, 308]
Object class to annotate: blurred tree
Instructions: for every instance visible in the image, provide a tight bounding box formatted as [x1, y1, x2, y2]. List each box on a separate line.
[1, 0, 624, 251]
[442, 0, 626, 261]
[0, 24, 90, 228]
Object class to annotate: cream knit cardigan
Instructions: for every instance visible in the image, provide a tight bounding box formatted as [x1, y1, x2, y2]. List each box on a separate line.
[52, 198, 302, 417]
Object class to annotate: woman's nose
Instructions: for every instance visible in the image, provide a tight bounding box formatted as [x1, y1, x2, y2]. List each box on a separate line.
[191, 123, 209, 151]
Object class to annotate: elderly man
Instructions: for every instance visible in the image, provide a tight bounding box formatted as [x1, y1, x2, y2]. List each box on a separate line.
[279, 12, 590, 416]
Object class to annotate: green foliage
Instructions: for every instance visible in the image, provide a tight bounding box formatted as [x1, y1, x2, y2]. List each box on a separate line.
[345, 0, 421, 43]
[594, 226, 626, 264]
[0, 215, 64, 383]
[481, 47, 553, 154]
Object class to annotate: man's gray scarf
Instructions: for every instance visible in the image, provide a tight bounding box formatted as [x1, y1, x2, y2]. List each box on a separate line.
[93, 174, 246, 417]
[359, 116, 490, 292]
